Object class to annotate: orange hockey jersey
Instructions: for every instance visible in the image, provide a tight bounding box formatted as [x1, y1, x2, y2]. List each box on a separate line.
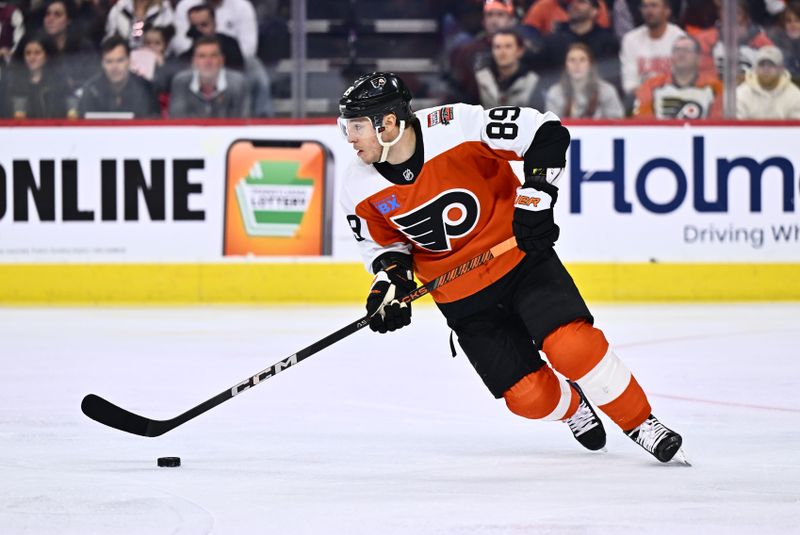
[341, 103, 562, 304]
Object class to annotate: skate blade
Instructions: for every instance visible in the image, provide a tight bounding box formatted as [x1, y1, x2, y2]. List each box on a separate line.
[671, 448, 691, 466]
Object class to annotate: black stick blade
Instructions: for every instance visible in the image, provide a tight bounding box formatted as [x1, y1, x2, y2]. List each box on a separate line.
[81, 394, 163, 437]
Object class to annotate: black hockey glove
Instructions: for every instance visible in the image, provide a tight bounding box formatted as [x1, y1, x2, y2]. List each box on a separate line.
[512, 169, 561, 254]
[366, 253, 417, 334]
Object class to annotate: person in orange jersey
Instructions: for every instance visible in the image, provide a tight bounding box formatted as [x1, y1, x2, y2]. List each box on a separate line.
[339, 71, 688, 464]
[634, 34, 723, 118]
[523, 0, 611, 34]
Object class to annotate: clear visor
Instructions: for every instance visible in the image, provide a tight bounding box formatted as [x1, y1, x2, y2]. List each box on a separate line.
[337, 116, 375, 139]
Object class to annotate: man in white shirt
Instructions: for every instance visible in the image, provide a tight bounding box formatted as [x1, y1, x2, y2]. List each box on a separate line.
[619, 0, 684, 96]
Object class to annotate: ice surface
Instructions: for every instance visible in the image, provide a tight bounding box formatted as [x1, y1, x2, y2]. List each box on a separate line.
[1, 304, 798, 534]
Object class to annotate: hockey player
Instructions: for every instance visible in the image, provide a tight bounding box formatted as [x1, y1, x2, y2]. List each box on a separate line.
[338, 72, 685, 463]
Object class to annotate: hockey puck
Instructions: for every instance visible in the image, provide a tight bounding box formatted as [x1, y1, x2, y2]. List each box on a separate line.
[157, 457, 181, 468]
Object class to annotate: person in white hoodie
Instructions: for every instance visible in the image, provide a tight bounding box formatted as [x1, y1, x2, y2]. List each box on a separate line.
[737, 45, 800, 119]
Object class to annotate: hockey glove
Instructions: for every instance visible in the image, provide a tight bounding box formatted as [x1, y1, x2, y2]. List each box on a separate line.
[512, 169, 561, 254]
[366, 254, 417, 334]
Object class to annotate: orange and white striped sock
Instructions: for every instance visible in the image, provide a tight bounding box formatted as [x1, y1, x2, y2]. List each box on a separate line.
[542, 320, 651, 430]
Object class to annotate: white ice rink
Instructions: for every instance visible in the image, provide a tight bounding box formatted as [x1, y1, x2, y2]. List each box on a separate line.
[1, 303, 798, 534]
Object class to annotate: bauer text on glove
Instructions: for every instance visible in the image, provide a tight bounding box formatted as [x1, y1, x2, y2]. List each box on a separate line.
[512, 174, 561, 254]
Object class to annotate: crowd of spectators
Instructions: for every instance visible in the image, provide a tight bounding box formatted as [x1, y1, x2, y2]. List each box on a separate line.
[448, 0, 800, 119]
[0, 0, 271, 118]
[1, 0, 799, 120]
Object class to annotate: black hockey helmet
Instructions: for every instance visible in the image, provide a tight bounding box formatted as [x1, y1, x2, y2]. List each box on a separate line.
[338, 72, 413, 132]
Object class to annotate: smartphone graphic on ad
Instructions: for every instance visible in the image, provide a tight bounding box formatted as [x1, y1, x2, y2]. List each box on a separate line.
[224, 139, 334, 256]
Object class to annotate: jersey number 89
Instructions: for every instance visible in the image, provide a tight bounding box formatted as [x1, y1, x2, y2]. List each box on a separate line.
[485, 107, 520, 140]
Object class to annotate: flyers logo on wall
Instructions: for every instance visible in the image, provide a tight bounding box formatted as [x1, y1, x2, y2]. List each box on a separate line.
[224, 140, 333, 256]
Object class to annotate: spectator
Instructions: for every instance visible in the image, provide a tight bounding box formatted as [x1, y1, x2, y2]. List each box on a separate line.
[612, 0, 685, 40]
[105, 0, 174, 49]
[128, 24, 180, 115]
[179, 3, 242, 70]
[619, 0, 685, 96]
[768, 0, 800, 86]
[546, 42, 624, 117]
[533, 0, 621, 91]
[695, 0, 773, 82]
[523, 0, 611, 35]
[130, 24, 167, 81]
[177, 2, 270, 116]
[634, 35, 723, 118]
[168, 34, 249, 117]
[41, 0, 98, 91]
[448, 0, 521, 103]
[737, 44, 800, 118]
[78, 34, 159, 117]
[0, 1, 24, 63]
[138, 25, 182, 94]
[680, 0, 719, 35]
[475, 28, 545, 109]
[172, 0, 257, 58]
[2, 34, 69, 118]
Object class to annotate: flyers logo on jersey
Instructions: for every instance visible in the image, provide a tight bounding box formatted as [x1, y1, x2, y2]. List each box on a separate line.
[391, 189, 480, 252]
[427, 106, 454, 127]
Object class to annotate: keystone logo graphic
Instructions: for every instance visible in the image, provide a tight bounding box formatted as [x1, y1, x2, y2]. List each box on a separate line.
[236, 161, 314, 237]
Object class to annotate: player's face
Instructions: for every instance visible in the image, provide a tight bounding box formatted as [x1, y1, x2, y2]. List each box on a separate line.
[339, 117, 382, 163]
[102, 45, 130, 85]
[565, 48, 590, 80]
[491, 34, 523, 68]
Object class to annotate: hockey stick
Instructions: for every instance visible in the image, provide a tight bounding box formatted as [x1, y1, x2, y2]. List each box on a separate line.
[81, 236, 518, 437]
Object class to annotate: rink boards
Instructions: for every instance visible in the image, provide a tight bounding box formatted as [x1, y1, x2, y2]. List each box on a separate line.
[1, 119, 798, 303]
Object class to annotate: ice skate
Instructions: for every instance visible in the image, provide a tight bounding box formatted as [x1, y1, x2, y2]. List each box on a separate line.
[564, 381, 606, 451]
[626, 414, 690, 465]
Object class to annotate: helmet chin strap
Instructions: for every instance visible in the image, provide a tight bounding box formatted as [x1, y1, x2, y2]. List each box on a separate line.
[375, 120, 406, 163]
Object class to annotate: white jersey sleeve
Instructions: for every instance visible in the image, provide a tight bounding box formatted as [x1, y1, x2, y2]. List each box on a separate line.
[340, 160, 412, 274]
[453, 103, 561, 160]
